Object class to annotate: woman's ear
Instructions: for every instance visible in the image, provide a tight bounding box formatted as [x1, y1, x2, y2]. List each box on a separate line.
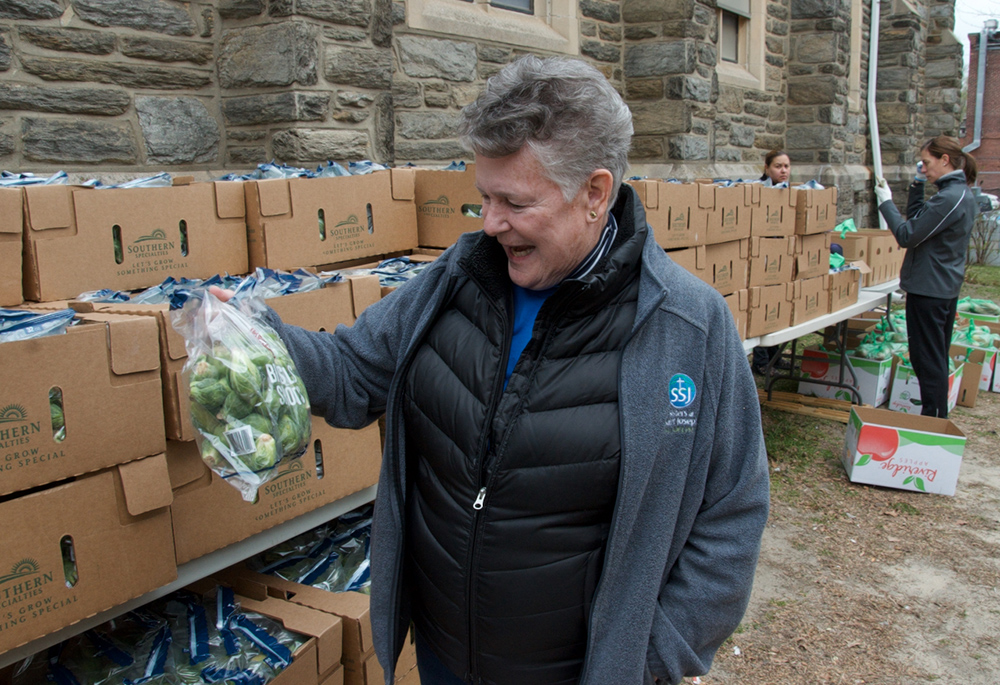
[586, 169, 614, 219]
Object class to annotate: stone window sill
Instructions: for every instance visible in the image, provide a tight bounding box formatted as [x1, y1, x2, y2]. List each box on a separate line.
[406, 0, 579, 54]
[716, 61, 763, 90]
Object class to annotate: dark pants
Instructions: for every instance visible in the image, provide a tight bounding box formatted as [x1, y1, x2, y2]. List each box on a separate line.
[416, 631, 466, 685]
[905, 293, 958, 418]
[753, 345, 779, 367]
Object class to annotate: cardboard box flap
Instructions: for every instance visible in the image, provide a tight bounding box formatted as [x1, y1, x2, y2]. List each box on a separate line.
[24, 184, 77, 231]
[747, 184, 761, 203]
[390, 168, 416, 201]
[119, 453, 173, 515]
[697, 183, 716, 210]
[0, 188, 21, 234]
[215, 181, 247, 219]
[83, 313, 161, 375]
[847, 260, 872, 274]
[238, 594, 343, 675]
[695, 245, 706, 269]
[638, 181, 657, 209]
[257, 179, 293, 217]
[349, 275, 381, 316]
[853, 406, 965, 439]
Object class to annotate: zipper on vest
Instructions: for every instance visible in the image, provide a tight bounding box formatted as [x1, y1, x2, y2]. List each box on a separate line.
[465, 295, 512, 684]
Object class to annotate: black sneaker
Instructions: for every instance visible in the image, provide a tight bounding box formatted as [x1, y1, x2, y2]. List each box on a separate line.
[752, 364, 768, 376]
[774, 358, 792, 371]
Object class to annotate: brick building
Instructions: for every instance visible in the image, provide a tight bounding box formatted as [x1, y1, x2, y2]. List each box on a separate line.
[0, 0, 966, 227]
[961, 28, 1000, 193]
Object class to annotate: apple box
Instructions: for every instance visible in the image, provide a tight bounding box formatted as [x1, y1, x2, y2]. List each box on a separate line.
[951, 343, 996, 393]
[796, 346, 893, 407]
[888, 358, 963, 415]
[843, 406, 965, 496]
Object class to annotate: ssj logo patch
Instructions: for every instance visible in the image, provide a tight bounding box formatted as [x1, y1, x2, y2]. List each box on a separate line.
[669, 373, 696, 409]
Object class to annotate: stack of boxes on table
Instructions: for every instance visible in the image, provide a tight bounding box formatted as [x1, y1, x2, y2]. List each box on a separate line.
[0, 170, 435, 683]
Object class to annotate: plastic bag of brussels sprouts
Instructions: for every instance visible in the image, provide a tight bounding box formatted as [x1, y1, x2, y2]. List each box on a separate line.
[169, 288, 311, 502]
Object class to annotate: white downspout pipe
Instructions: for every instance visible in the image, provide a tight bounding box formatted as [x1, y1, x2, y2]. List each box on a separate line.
[963, 21, 994, 154]
[868, 0, 888, 229]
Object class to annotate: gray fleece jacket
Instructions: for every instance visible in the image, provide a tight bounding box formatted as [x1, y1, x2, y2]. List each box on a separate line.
[267, 204, 770, 684]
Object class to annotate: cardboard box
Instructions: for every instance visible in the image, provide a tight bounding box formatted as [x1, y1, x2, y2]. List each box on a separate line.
[791, 275, 830, 325]
[749, 184, 796, 237]
[827, 269, 860, 312]
[797, 346, 893, 406]
[702, 183, 753, 245]
[322, 665, 346, 685]
[748, 236, 795, 287]
[395, 665, 421, 685]
[414, 164, 482, 248]
[21, 182, 248, 303]
[793, 232, 832, 279]
[747, 282, 793, 337]
[724, 289, 748, 340]
[169, 419, 382, 564]
[888, 358, 963, 415]
[221, 567, 421, 685]
[835, 232, 869, 262]
[0, 312, 165, 496]
[953, 348, 985, 408]
[0, 187, 21, 306]
[951, 342, 997, 393]
[0, 453, 176, 654]
[667, 238, 748, 296]
[794, 186, 838, 235]
[245, 169, 418, 271]
[627, 180, 708, 248]
[67, 277, 381, 442]
[842, 406, 966, 496]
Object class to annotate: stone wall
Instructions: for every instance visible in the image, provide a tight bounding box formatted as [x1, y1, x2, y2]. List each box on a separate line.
[0, 0, 966, 227]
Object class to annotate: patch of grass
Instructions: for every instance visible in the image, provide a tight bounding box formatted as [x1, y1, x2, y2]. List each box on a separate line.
[890, 501, 921, 515]
[963, 265, 1000, 302]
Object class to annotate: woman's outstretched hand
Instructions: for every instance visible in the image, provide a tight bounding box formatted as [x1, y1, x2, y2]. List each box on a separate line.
[208, 285, 235, 302]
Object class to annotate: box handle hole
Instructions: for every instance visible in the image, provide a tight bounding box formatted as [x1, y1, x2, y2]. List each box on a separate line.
[461, 204, 482, 218]
[49, 386, 66, 443]
[60, 535, 79, 588]
[318, 209, 326, 241]
[314, 440, 324, 479]
[366, 203, 374, 234]
[179, 220, 189, 257]
[112, 225, 123, 264]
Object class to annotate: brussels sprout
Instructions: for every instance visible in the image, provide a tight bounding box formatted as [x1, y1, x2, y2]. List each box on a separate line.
[191, 401, 225, 437]
[190, 378, 229, 412]
[250, 349, 273, 369]
[277, 414, 300, 455]
[248, 433, 277, 470]
[262, 387, 282, 415]
[229, 348, 263, 402]
[190, 354, 223, 383]
[50, 402, 65, 442]
[200, 440, 227, 471]
[211, 342, 232, 364]
[222, 391, 254, 420]
[242, 412, 271, 436]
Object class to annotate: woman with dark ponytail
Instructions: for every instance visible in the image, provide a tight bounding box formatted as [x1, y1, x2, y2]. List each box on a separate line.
[874, 136, 979, 417]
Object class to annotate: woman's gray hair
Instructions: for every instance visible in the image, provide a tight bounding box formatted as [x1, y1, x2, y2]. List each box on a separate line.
[459, 55, 633, 206]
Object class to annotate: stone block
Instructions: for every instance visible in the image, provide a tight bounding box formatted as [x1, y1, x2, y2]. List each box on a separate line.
[392, 79, 422, 108]
[790, 0, 839, 20]
[372, 0, 393, 47]
[323, 26, 368, 41]
[626, 78, 664, 100]
[73, 0, 196, 37]
[0, 34, 9, 71]
[0, 129, 13, 157]
[622, 0, 692, 23]
[599, 24, 623, 42]
[698, 44, 717, 66]
[582, 40, 621, 63]
[624, 25, 659, 40]
[744, 101, 770, 118]
[478, 46, 511, 64]
[373, 92, 393, 163]
[397, 36, 476, 82]
[22, 56, 211, 89]
[121, 37, 214, 64]
[788, 74, 842, 105]
[666, 75, 710, 102]
[715, 146, 743, 162]
[786, 124, 833, 149]
[630, 100, 690, 135]
[394, 140, 468, 161]
[228, 146, 268, 166]
[628, 136, 663, 159]
[729, 124, 756, 147]
[325, 45, 392, 89]
[297, 0, 371, 27]
[271, 128, 369, 163]
[0, 0, 62, 20]
[667, 134, 709, 160]
[137, 96, 219, 164]
[423, 82, 450, 108]
[878, 103, 911, 125]
[0, 82, 130, 115]
[218, 0, 265, 19]
[228, 129, 266, 142]
[925, 60, 959, 80]
[794, 33, 838, 63]
[332, 108, 370, 123]
[23, 117, 137, 163]
[716, 87, 743, 114]
[624, 42, 694, 78]
[581, 22, 597, 38]
[219, 23, 317, 88]
[18, 27, 116, 55]
[396, 111, 462, 140]
[223, 92, 330, 125]
[451, 84, 481, 108]
[581, 0, 620, 23]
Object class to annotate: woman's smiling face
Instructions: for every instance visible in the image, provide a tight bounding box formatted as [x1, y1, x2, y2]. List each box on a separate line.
[476, 147, 605, 291]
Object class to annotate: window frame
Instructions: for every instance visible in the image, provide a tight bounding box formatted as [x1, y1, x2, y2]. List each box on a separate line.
[716, 0, 766, 91]
[406, 0, 579, 55]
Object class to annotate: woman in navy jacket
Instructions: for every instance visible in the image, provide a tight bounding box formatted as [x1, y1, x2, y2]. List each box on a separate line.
[875, 136, 979, 417]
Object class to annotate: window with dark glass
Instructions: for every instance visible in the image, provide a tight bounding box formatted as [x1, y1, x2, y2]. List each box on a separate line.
[720, 10, 741, 63]
[457, 0, 534, 12]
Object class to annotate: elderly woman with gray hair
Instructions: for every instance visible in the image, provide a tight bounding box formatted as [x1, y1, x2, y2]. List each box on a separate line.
[252, 55, 769, 685]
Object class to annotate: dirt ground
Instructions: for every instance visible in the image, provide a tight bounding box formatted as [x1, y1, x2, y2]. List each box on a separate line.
[691, 391, 1000, 684]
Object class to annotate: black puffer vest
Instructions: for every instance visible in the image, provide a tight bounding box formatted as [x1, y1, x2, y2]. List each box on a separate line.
[401, 203, 646, 685]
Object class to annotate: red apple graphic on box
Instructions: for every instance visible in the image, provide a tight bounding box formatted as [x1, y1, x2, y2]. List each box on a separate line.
[800, 349, 830, 379]
[857, 425, 898, 462]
